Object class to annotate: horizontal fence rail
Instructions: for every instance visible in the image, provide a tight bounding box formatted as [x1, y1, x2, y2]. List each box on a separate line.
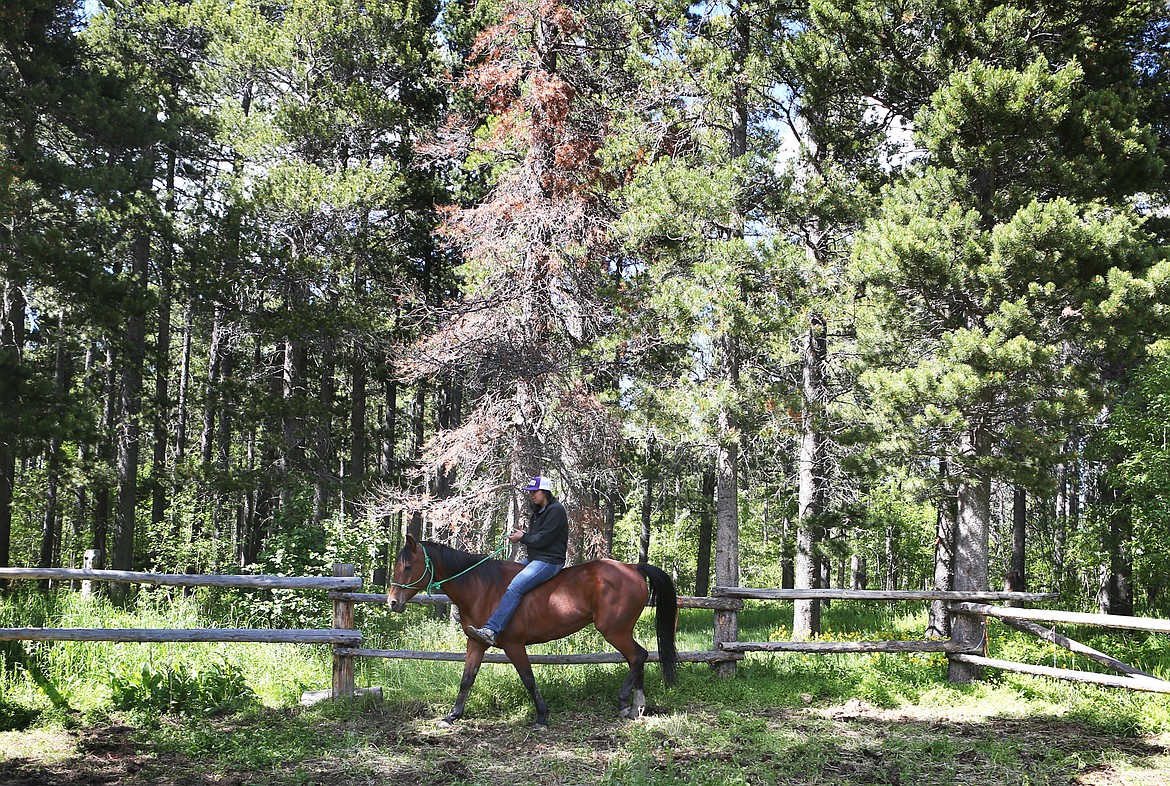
[719, 639, 962, 654]
[0, 627, 362, 645]
[335, 592, 745, 612]
[337, 648, 740, 665]
[0, 567, 362, 591]
[995, 616, 1159, 679]
[715, 587, 1059, 603]
[950, 602, 1170, 634]
[950, 654, 1170, 694]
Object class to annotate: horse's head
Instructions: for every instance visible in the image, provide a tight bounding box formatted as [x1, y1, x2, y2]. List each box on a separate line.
[387, 535, 430, 613]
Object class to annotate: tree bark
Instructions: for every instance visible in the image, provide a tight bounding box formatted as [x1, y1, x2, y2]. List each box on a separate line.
[883, 521, 898, 591]
[0, 279, 26, 573]
[382, 377, 397, 478]
[1005, 485, 1027, 605]
[850, 554, 867, 590]
[279, 291, 308, 509]
[434, 373, 462, 501]
[112, 227, 151, 581]
[200, 304, 224, 469]
[794, 312, 827, 637]
[1098, 473, 1134, 616]
[927, 460, 957, 638]
[406, 380, 426, 541]
[174, 303, 193, 465]
[695, 463, 716, 597]
[639, 438, 655, 565]
[714, 432, 739, 670]
[346, 343, 368, 517]
[150, 146, 176, 541]
[947, 429, 991, 683]
[92, 343, 117, 568]
[313, 334, 337, 525]
[39, 321, 69, 576]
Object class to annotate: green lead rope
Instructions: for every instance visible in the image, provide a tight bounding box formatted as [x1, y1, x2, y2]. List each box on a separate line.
[391, 537, 511, 595]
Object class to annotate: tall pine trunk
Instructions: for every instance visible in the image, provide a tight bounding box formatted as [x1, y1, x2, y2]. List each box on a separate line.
[151, 145, 177, 543]
[313, 334, 337, 525]
[712, 0, 751, 673]
[112, 227, 151, 581]
[794, 312, 827, 637]
[695, 463, 716, 597]
[1005, 485, 1027, 605]
[346, 343, 368, 517]
[39, 319, 69, 575]
[1098, 472, 1134, 616]
[639, 438, 655, 565]
[174, 303, 193, 465]
[0, 278, 26, 573]
[927, 459, 957, 637]
[279, 281, 308, 510]
[92, 342, 118, 568]
[947, 428, 991, 683]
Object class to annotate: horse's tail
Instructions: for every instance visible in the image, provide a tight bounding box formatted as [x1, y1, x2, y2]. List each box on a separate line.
[637, 564, 678, 686]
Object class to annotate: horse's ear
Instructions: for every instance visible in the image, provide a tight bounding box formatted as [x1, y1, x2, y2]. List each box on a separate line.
[406, 534, 417, 549]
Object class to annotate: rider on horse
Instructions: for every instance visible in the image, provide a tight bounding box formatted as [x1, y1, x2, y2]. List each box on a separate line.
[469, 476, 567, 647]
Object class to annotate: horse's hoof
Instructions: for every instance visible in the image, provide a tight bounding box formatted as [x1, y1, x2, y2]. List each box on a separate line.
[436, 717, 456, 729]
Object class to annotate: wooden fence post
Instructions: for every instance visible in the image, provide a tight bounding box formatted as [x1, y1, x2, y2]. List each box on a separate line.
[713, 608, 738, 677]
[332, 564, 355, 699]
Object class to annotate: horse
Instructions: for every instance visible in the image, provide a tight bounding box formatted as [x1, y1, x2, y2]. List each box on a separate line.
[387, 535, 679, 727]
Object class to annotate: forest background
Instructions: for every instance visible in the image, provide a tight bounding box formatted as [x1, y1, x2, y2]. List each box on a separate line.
[3, 0, 1170, 635]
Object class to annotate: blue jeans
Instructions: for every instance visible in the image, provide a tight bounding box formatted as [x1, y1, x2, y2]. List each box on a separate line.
[484, 560, 563, 634]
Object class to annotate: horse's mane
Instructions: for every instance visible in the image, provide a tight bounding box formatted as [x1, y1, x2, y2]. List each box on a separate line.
[419, 540, 505, 585]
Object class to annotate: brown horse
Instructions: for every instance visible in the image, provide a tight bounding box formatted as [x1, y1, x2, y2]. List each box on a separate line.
[388, 535, 678, 727]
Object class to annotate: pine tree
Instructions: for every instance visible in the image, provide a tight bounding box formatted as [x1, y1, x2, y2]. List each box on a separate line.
[840, 0, 1170, 671]
[392, 0, 630, 555]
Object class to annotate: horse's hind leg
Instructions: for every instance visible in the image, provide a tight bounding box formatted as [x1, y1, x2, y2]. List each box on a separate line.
[605, 633, 648, 719]
[503, 644, 550, 728]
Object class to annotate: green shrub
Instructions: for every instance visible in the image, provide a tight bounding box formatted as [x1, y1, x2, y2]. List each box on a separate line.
[109, 657, 257, 716]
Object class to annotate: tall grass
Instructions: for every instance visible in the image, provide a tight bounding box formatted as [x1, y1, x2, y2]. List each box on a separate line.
[0, 587, 333, 725]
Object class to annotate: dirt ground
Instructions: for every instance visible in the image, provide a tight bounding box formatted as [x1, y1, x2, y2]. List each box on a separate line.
[1, 701, 1168, 786]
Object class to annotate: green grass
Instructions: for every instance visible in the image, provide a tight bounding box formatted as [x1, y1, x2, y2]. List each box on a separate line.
[2, 589, 1170, 784]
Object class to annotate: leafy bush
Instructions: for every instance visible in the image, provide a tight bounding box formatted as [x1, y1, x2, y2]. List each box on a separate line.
[109, 657, 257, 716]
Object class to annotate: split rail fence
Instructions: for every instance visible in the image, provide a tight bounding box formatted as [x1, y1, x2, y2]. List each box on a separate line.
[0, 564, 364, 699]
[3, 565, 1169, 700]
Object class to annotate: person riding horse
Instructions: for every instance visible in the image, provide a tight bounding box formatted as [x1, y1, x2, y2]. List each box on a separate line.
[469, 476, 566, 647]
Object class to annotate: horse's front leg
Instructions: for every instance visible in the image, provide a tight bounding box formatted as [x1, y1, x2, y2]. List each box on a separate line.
[442, 639, 488, 726]
[502, 643, 549, 728]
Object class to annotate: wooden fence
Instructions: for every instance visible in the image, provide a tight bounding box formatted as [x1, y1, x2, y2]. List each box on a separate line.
[711, 587, 1170, 694]
[0, 564, 364, 700]
[948, 601, 1170, 694]
[2, 565, 1169, 699]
